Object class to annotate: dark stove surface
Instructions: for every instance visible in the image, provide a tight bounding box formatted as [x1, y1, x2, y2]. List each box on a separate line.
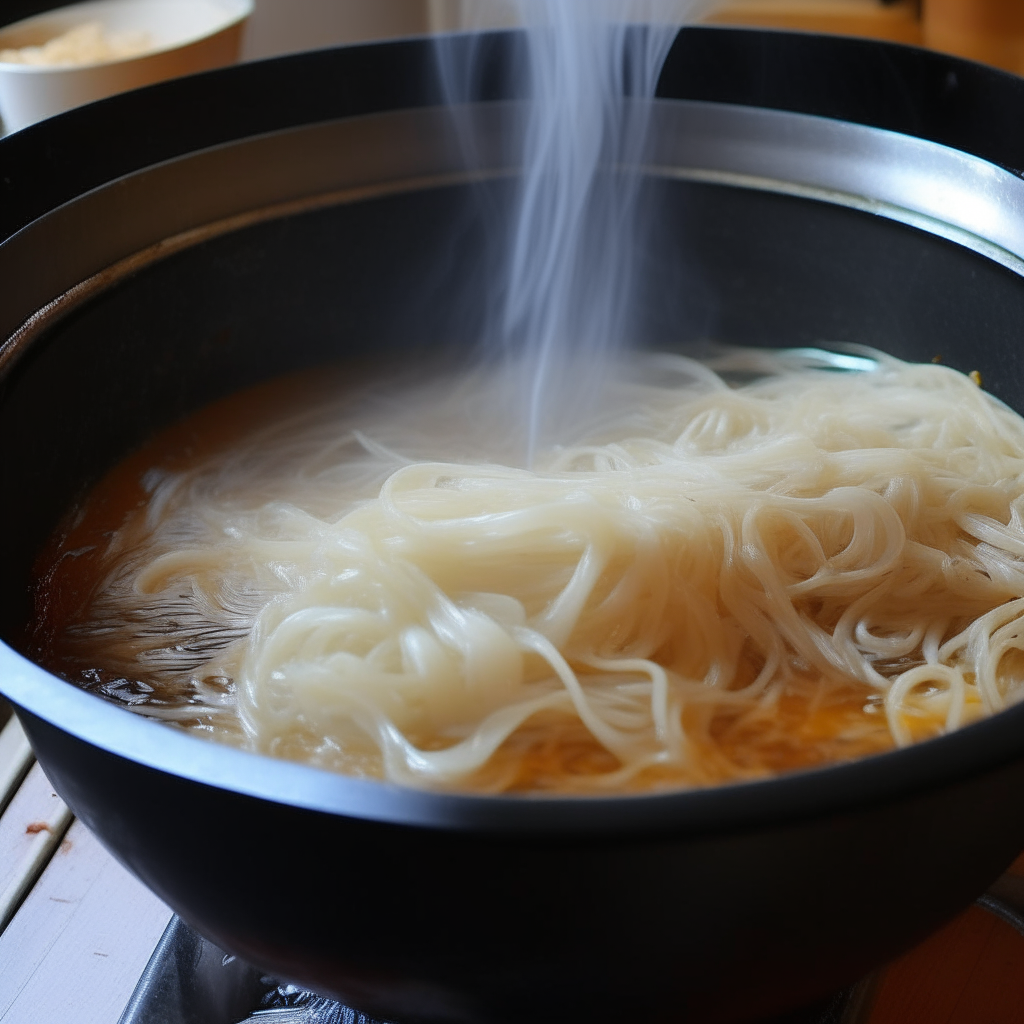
[119, 889, 1024, 1024]
[116, 916, 873, 1024]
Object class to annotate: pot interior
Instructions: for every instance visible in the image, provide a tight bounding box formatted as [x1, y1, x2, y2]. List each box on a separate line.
[4, 99, 1024, 645]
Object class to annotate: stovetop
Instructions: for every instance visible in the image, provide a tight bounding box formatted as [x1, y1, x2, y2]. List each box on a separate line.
[111, 916, 878, 1024]
[117, 883, 1024, 1024]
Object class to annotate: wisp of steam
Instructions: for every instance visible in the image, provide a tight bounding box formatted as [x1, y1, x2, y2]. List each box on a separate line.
[436, 0, 709, 462]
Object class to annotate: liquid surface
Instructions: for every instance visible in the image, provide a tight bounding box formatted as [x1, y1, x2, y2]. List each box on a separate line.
[30, 348, 1024, 793]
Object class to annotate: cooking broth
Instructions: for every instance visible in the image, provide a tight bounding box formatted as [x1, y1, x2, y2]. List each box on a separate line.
[30, 347, 1023, 793]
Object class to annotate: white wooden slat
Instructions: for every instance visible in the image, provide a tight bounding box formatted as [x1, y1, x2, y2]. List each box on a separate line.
[0, 715, 34, 815]
[0, 762, 73, 933]
[0, 818, 172, 1024]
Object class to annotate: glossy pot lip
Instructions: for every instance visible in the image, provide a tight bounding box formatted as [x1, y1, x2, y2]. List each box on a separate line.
[5, 96, 1024, 357]
[5, 28, 1024, 837]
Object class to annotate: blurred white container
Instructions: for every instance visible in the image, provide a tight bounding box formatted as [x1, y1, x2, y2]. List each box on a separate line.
[0, 0, 252, 133]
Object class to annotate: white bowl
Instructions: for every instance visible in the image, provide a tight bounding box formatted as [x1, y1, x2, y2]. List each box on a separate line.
[0, 0, 252, 133]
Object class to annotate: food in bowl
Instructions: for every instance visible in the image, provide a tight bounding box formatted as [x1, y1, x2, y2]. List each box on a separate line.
[0, 22, 151, 66]
[0, 0, 251, 132]
[30, 346, 1024, 794]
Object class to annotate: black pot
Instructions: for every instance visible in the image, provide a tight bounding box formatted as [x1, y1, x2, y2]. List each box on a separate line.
[4, 27, 1024, 1024]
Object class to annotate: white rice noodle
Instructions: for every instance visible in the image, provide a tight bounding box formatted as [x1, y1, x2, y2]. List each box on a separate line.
[68, 349, 1024, 790]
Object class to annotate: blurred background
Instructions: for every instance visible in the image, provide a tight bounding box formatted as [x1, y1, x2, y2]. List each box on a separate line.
[1, 0, 1023, 76]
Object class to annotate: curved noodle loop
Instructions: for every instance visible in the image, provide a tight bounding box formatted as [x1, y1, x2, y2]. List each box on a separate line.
[42, 350, 1024, 792]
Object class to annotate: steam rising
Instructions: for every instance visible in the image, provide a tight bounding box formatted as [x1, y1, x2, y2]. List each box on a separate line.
[437, 1, 708, 459]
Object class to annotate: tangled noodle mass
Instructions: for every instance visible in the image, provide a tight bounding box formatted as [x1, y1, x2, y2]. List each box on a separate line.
[42, 349, 1024, 792]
